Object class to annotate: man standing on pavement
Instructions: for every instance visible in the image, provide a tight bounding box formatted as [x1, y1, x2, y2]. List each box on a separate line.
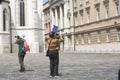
[46, 32, 64, 77]
[15, 35, 26, 72]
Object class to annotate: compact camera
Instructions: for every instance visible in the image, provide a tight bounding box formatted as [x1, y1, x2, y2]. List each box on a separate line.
[54, 33, 60, 39]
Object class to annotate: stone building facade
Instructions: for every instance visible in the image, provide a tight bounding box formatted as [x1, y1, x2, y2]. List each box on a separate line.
[73, 0, 120, 53]
[0, 0, 44, 54]
[0, 0, 11, 54]
[43, 0, 75, 51]
[43, 0, 120, 53]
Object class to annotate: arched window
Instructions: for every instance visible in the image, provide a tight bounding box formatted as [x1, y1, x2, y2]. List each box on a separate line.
[20, 0, 25, 26]
[3, 9, 7, 31]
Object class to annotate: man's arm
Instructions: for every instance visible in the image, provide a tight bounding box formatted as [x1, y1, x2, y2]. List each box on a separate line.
[59, 35, 64, 42]
[14, 39, 19, 44]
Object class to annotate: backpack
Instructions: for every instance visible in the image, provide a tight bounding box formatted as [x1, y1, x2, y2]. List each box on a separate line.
[22, 40, 30, 53]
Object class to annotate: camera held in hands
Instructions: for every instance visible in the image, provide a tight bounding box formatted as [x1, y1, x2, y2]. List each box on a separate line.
[54, 33, 60, 39]
[49, 32, 62, 39]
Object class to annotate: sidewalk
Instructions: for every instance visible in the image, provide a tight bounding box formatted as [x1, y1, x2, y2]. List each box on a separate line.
[0, 53, 119, 80]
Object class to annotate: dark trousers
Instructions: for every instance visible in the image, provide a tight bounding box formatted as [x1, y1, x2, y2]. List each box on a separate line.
[118, 69, 120, 80]
[18, 53, 26, 70]
[49, 50, 59, 76]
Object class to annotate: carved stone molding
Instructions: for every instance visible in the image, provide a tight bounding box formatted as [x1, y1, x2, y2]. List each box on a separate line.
[113, 0, 119, 3]
[0, 0, 10, 4]
[103, 0, 109, 4]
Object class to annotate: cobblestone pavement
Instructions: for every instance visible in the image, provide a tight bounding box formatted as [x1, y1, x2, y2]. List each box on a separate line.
[0, 53, 120, 80]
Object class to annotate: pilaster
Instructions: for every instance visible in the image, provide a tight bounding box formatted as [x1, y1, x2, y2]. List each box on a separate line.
[0, 5, 3, 31]
[60, 4, 63, 29]
[64, 2, 68, 28]
[55, 7, 58, 26]
[51, 8, 54, 29]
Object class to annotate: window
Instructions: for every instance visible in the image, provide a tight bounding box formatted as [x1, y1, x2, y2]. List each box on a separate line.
[68, 17, 71, 27]
[3, 9, 7, 31]
[86, 0, 89, 4]
[81, 34, 84, 44]
[80, 11, 84, 25]
[48, 22, 51, 32]
[106, 29, 110, 42]
[80, 0, 83, 4]
[97, 31, 101, 43]
[46, 13, 47, 20]
[86, 10, 90, 23]
[75, 14, 78, 26]
[105, 5, 109, 18]
[45, 23, 47, 32]
[68, 36, 72, 45]
[75, 35, 79, 44]
[88, 33, 91, 44]
[96, 7, 100, 21]
[115, 2, 120, 16]
[117, 29, 120, 41]
[20, 0, 25, 26]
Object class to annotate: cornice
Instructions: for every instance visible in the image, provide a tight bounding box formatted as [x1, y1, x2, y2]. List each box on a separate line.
[11, 27, 44, 30]
[74, 23, 120, 34]
[113, 0, 119, 2]
[3, 0, 10, 3]
[0, 0, 9, 4]
[75, 15, 120, 29]
[103, 0, 109, 4]
[49, 0, 64, 9]
[74, 16, 120, 34]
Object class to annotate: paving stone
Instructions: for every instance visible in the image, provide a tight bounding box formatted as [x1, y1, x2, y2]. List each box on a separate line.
[0, 53, 119, 80]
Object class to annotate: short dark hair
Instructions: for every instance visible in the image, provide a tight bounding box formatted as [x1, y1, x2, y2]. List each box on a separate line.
[49, 32, 55, 38]
[15, 35, 21, 39]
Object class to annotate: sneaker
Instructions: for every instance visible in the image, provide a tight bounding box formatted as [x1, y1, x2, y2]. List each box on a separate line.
[54, 76, 59, 78]
[49, 75, 54, 77]
[49, 76, 52, 77]
[19, 69, 26, 72]
[55, 74, 60, 76]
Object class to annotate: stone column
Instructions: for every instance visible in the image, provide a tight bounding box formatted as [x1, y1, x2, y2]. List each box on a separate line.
[119, 0, 120, 15]
[55, 7, 58, 26]
[0, 5, 3, 31]
[59, 4, 64, 50]
[60, 4, 63, 29]
[64, 2, 68, 28]
[51, 8, 54, 30]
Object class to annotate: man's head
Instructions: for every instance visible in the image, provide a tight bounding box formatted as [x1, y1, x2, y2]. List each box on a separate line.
[49, 32, 55, 38]
[15, 35, 21, 39]
[54, 33, 60, 39]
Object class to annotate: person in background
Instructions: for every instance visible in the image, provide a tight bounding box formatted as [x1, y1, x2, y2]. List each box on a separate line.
[47, 32, 64, 77]
[15, 35, 26, 72]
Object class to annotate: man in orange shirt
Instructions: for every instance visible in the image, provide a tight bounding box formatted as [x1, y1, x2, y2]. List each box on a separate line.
[47, 32, 63, 77]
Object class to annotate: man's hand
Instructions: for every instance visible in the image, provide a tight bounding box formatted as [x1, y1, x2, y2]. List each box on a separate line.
[59, 35, 64, 42]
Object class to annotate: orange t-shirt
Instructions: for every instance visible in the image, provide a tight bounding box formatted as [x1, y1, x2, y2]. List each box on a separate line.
[47, 37, 63, 50]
